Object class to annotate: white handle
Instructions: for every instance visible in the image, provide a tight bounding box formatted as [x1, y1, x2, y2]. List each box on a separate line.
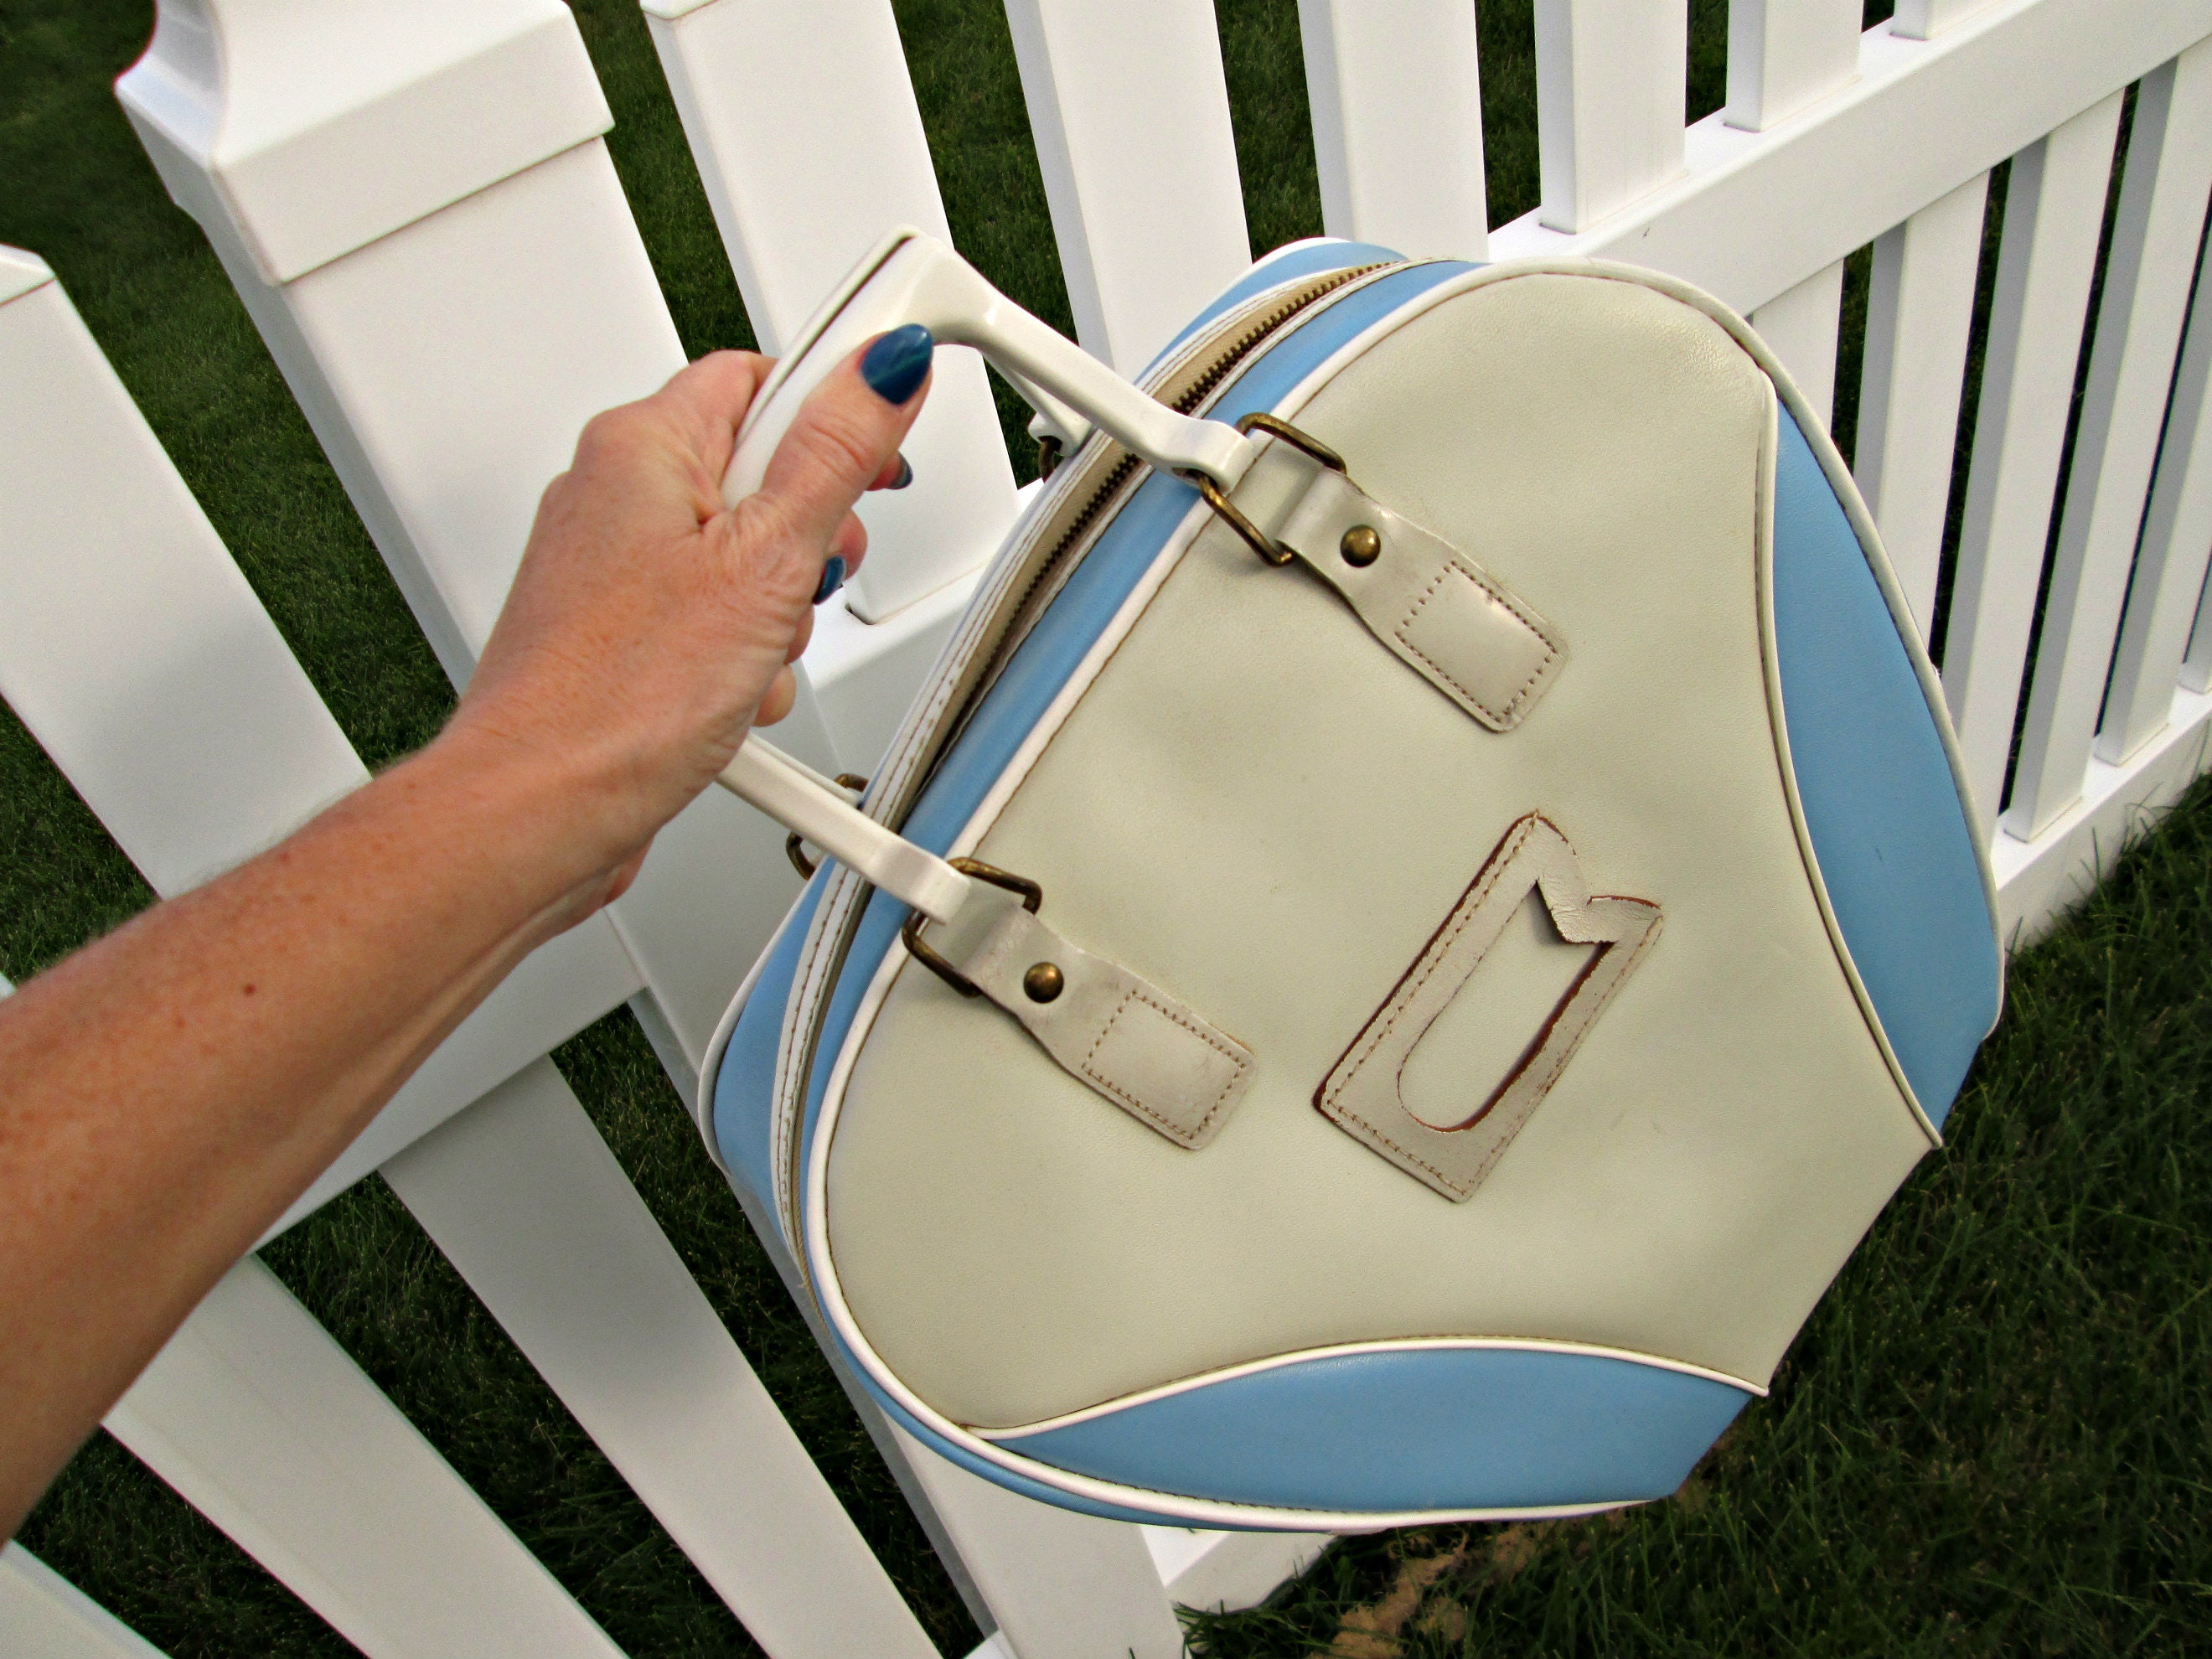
[720, 228, 1257, 507]
[715, 736, 972, 923]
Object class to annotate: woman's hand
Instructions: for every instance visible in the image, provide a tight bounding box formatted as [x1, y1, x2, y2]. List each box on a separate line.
[443, 328, 934, 927]
[0, 329, 935, 1533]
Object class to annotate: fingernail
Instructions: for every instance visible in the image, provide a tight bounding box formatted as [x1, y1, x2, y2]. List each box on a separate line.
[814, 556, 846, 606]
[890, 454, 914, 489]
[861, 324, 933, 405]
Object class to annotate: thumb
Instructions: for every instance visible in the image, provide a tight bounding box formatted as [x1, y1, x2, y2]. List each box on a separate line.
[746, 325, 933, 561]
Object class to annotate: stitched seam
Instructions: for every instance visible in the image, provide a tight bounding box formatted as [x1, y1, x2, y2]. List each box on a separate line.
[1078, 988, 1249, 1140]
[1393, 561, 1560, 723]
[1320, 818, 1539, 1109]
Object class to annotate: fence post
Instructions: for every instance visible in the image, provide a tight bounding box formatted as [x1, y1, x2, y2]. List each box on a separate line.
[117, 0, 797, 1072]
[1939, 94, 2125, 836]
[1534, 0, 1686, 233]
[1295, 0, 1489, 258]
[641, 0, 1020, 624]
[1002, 0, 1252, 373]
[2005, 42, 2212, 839]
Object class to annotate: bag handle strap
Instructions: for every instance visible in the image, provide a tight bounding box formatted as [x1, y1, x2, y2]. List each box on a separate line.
[715, 739, 971, 923]
[718, 228, 1258, 507]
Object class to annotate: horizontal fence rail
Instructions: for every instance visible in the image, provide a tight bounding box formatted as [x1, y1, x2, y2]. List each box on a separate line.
[6, 0, 2212, 1652]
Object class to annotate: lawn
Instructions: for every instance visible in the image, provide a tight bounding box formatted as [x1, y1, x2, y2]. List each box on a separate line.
[4, 0, 2211, 1653]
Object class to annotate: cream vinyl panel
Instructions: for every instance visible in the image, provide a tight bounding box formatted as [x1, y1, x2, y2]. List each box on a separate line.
[824, 271, 1932, 1429]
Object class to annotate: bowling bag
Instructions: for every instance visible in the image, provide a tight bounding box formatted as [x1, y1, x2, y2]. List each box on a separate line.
[699, 229, 2002, 1527]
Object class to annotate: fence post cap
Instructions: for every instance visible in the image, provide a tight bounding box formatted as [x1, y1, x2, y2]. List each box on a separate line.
[115, 0, 613, 285]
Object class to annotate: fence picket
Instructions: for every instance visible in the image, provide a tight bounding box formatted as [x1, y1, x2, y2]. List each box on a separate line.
[0, 1545, 167, 1657]
[1855, 173, 1991, 636]
[1295, 0, 1489, 258]
[641, 0, 1019, 623]
[380, 1060, 939, 1659]
[889, 1430, 1184, 1659]
[1893, 0, 2001, 41]
[1001, 0, 1252, 372]
[1939, 94, 2125, 836]
[2104, 226, 2212, 752]
[1750, 259, 1847, 423]
[108, 1258, 623, 1658]
[1724, 0, 1863, 133]
[2006, 43, 2212, 839]
[1535, 0, 1687, 233]
[1490, 3, 2210, 319]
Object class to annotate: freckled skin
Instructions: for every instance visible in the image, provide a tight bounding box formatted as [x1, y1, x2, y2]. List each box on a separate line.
[0, 344, 928, 1534]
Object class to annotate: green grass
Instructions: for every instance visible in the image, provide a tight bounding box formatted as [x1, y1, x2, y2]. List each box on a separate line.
[3, 0, 2206, 1654]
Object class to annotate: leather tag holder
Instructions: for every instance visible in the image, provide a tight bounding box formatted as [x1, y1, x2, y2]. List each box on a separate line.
[919, 887, 1255, 1150]
[1317, 814, 1660, 1201]
[1274, 468, 1564, 732]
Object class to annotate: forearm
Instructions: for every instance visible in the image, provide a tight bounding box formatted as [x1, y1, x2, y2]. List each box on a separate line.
[0, 728, 600, 1531]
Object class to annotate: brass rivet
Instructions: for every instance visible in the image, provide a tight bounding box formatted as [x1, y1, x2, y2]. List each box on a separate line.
[1022, 962, 1065, 1003]
[1341, 525, 1382, 566]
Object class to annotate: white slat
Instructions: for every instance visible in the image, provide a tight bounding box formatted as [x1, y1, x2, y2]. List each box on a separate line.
[640, 0, 1019, 623]
[2103, 223, 2212, 752]
[1489, 3, 2212, 319]
[1001, 0, 1253, 372]
[1750, 257, 1847, 424]
[1534, 0, 1687, 233]
[380, 1060, 938, 1659]
[892, 1424, 1183, 1659]
[107, 1258, 622, 1658]
[1855, 172, 1991, 636]
[1893, 0, 2000, 41]
[1938, 93, 2124, 837]
[1724, 0, 1863, 132]
[1295, 0, 1489, 258]
[0, 254, 643, 1233]
[2005, 42, 2212, 839]
[0, 1547, 165, 1659]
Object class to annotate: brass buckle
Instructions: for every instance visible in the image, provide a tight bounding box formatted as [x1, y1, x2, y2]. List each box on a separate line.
[1185, 413, 1350, 568]
[901, 858, 1043, 997]
[784, 774, 871, 880]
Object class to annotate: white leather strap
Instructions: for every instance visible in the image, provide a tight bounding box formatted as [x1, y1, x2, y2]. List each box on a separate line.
[721, 228, 1248, 506]
[715, 738, 972, 923]
[1271, 465, 1566, 731]
[1317, 814, 1660, 1200]
[917, 885, 1255, 1150]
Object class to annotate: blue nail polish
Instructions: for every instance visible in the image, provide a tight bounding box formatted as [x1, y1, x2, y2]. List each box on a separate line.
[814, 556, 846, 605]
[861, 325, 933, 405]
[890, 454, 914, 489]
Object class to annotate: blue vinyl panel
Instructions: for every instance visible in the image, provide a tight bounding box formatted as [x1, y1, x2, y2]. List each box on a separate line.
[1000, 1346, 1751, 1512]
[1769, 412, 2001, 1125]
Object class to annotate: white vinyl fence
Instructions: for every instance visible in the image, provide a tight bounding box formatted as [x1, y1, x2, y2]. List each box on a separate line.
[3, 0, 2210, 1652]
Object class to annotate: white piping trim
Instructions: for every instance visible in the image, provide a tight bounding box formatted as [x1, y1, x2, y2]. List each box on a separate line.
[973, 1337, 1765, 1441]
